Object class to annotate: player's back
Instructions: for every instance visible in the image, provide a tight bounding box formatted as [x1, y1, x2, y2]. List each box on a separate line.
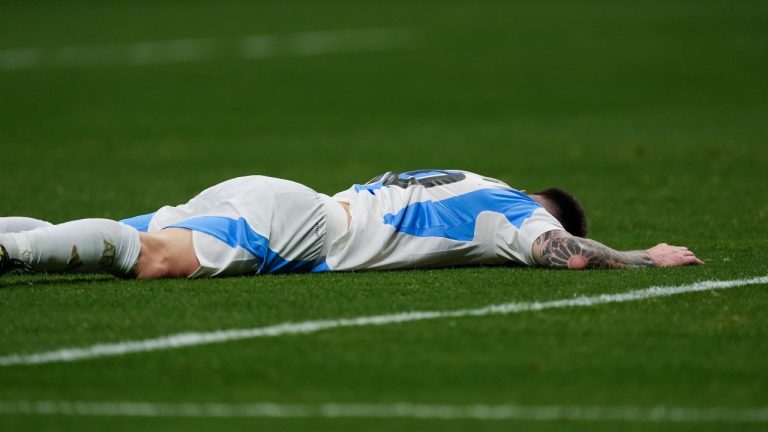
[327, 169, 563, 271]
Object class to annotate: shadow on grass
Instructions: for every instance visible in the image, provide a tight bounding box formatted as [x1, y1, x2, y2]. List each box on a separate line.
[0, 273, 116, 289]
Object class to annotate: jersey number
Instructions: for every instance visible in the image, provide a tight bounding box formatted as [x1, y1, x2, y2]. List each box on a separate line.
[365, 170, 466, 189]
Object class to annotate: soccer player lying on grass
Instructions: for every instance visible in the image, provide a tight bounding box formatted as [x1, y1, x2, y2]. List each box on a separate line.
[0, 170, 703, 278]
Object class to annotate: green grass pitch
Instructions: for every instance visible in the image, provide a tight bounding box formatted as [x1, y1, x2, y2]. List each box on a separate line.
[1, 1, 767, 430]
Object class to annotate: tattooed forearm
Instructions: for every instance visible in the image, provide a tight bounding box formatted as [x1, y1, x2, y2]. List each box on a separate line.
[533, 231, 656, 270]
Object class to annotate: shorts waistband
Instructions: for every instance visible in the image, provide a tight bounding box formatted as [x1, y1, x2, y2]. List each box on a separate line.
[319, 193, 348, 257]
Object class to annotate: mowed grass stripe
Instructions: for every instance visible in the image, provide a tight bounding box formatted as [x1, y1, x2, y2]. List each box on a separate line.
[2, 275, 766, 367]
[2, 400, 768, 423]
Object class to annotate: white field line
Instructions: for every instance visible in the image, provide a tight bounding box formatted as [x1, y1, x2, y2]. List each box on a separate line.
[0, 28, 408, 71]
[1, 401, 768, 423]
[1, 275, 766, 367]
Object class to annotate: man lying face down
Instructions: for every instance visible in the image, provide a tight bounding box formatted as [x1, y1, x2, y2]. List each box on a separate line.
[0, 170, 702, 279]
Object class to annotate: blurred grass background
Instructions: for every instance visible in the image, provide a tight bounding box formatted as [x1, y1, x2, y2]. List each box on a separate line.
[2, 1, 765, 236]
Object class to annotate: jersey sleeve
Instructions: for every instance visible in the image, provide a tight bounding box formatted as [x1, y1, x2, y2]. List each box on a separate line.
[513, 208, 564, 266]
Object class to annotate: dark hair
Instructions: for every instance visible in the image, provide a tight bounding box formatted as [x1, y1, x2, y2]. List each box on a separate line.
[533, 188, 588, 237]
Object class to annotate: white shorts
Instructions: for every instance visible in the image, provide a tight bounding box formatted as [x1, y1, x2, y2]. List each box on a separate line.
[120, 176, 347, 277]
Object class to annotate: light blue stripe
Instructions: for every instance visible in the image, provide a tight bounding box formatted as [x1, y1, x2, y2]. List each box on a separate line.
[383, 188, 541, 241]
[167, 216, 325, 274]
[354, 181, 385, 194]
[311, 261, 331, 272]
[119, 212, 156, 233]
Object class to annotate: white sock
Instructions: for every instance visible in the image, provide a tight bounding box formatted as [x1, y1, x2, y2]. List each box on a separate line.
[0, 217, 53, 233]
[0, 219, 141, 277]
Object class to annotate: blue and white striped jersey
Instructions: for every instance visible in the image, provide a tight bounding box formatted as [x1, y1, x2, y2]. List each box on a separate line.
[327, 170, 564, 271]
[121, 176, 331, 277]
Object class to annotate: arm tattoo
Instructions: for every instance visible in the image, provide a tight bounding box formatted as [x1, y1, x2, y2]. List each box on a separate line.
[534, 231, 656, 270]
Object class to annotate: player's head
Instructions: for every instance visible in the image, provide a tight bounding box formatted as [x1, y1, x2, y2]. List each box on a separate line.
[530, 188, 588, 237]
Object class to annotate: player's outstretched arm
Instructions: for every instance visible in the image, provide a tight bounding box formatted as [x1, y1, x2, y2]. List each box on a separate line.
[531, 230, 704, 270]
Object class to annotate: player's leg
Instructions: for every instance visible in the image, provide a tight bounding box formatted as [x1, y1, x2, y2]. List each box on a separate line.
[0, 221, 201, 279]
[0, 219, 141, 277]
[134, 228, 200, 279]
[0, 217, 53, 233]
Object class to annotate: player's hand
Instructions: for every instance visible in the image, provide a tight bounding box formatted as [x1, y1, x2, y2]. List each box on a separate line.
[646, 243, 704, 267]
